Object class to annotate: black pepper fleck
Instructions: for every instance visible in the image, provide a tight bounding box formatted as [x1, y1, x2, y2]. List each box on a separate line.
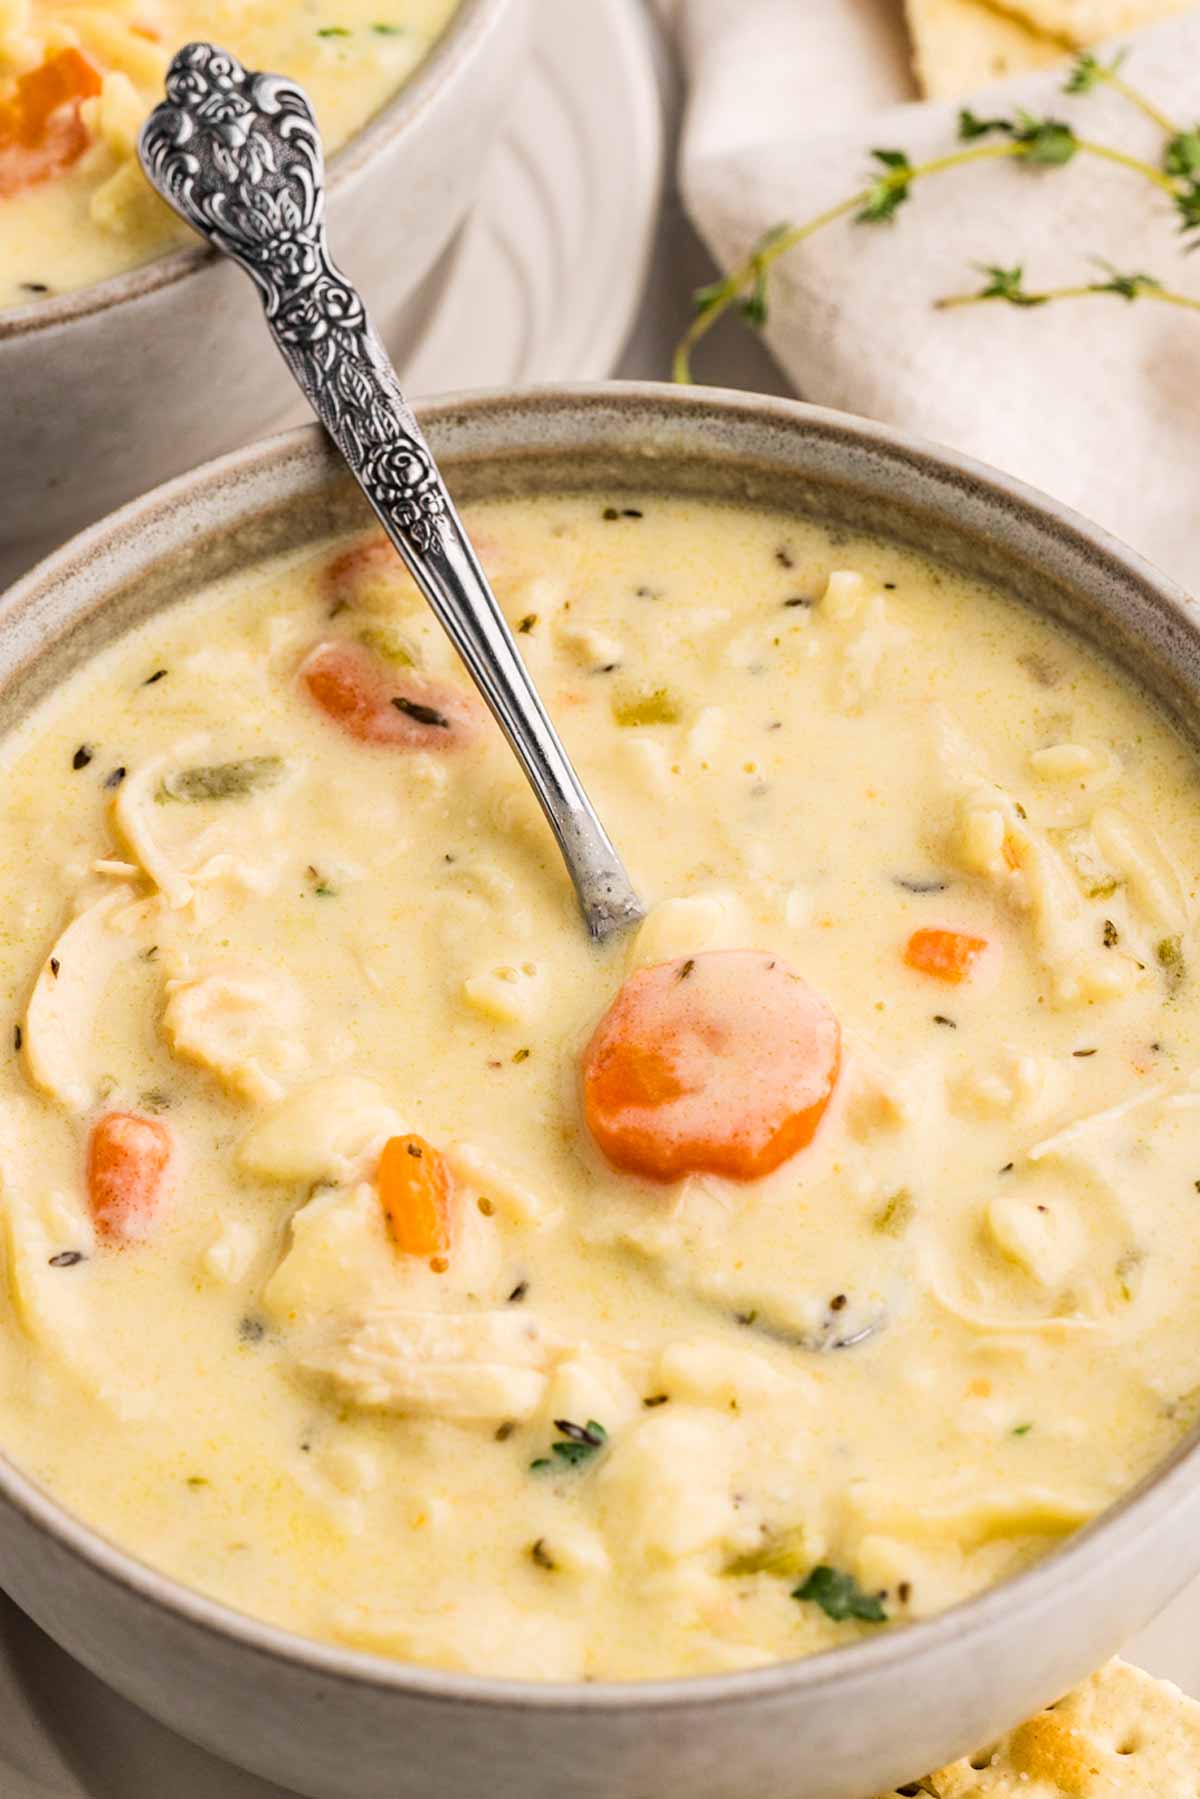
[72, 745, 93, 770]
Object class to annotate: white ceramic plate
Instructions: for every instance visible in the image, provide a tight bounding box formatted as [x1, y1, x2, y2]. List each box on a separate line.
[0, 3, 664, 1793]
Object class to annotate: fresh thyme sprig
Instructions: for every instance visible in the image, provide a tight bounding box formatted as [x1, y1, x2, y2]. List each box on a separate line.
[936, 258, 1200, 313]
[673, 50, 1200, 383]
[1065, 48, 1180, 135]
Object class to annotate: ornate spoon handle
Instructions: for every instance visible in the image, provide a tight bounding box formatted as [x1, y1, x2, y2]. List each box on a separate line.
[139, 43, 643, 942]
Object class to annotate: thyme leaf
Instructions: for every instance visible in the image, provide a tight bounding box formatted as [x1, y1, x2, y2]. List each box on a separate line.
[530, 1418, 609, 1471]
[793, 1564, 887, 1624]
[857, 149, 913, 224]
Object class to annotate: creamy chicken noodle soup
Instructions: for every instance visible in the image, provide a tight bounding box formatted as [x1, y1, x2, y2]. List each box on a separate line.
[1, 495, 1199, 1682]
[0, 0, 459, 307]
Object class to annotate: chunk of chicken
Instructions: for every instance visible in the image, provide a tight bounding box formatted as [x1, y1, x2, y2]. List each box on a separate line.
[22, 891, 140, 1114]
[238, 1076, 402, 1186]
[301, 1307, 553, 1421]
[162, 963, 307, 1105]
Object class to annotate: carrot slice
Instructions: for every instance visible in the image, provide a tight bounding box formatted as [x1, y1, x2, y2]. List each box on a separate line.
[300, 640, 482, 749]
[87, 1112, 172, 1244]
[582, 950, 840, 1184]
[378, 1134, 453, 1260]
[324, 530, 504, 613]
[904, 927, 988, 984]
[0, 49, 101, 199]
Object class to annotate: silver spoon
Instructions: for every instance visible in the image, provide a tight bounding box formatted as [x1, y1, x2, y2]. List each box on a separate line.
[138, 42, 643, 943]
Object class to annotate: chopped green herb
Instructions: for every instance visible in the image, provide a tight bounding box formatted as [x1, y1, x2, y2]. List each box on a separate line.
[1072, 1048, 1098, 1058]
[317, 24, 352, 35]
[518, 614, 538, 635]
[793, 1564, 887, 1624]
[372, 20, 405, 32]
[932, 1014, 957, 1028]
[513, 1046, 531, 1064]
[726, 1526, 809, 1579]
[677, 958, 696, 982]
[642, 1394, 669, 1408]
[138, 1088, 172, 1113]
[358, 624, 414, 667]
[158, 756, 284, 804]
[613, 688, 680, 728]
[186, 1475, 209, 1489]
[1012, 1422, 1033, 1437]
[529, 1537, 557, 1570]
[1158, 935, 1186, 996]
[530, 1419, 608, 1471]
[494, 1420, 515, 1441]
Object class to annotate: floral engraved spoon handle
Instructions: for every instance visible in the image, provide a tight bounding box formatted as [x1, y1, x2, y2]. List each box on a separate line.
[139, 43, 643, 942]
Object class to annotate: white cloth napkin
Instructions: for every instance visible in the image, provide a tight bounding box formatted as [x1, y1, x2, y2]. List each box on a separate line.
[664, 0, 1200, 594]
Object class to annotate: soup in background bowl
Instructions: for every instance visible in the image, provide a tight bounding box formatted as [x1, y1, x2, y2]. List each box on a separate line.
[0, 386, 1199, 1799]
[0, 0, 528, 585]
[0, 0, 463, 308]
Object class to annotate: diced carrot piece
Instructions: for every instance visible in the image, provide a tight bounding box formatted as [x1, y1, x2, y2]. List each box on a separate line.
[0, 49, 101, 199]
[300, 640, 482, 748]
[378, 1134, 453, 1260]
[87, 1112, 172, 1244]
[582, 950, 840, 1184]
[904, 927, 988, 984]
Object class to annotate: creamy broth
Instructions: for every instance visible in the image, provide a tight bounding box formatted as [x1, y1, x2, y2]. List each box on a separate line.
[0, 0, 460, 307]
[1, 495, 1199, 1682]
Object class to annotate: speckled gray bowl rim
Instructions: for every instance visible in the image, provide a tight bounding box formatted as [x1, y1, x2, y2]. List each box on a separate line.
[2, 381, 1199, 1715]
[0, 0, 504, 341]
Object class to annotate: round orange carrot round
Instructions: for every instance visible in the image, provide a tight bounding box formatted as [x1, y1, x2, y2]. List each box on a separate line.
[87, 1112, 173, 1244]
[582, 950, 840, 1183]
[378, 1134, 454, 1260]
[300, 640, 481, 749]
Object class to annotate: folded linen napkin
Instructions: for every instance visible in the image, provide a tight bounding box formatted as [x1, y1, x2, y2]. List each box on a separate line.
[662, 0, 1200, 594]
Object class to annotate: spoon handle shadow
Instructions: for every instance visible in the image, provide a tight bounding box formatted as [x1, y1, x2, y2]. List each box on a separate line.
[139, 41, 643, 941]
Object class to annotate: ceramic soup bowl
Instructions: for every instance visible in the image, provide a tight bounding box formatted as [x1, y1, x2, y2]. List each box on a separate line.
[1, 385, 1199, 1799]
